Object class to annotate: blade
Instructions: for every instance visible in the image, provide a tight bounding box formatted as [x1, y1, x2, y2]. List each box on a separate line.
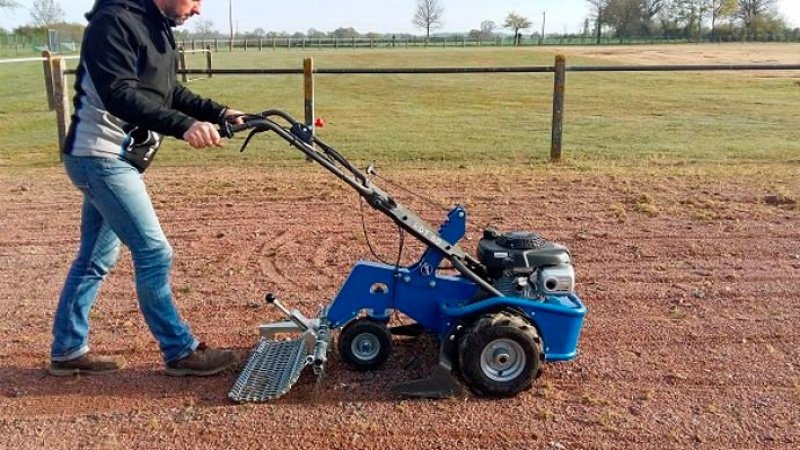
[390, 363, 464, 399]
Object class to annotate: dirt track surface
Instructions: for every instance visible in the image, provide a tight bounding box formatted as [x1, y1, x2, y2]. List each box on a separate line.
[1, 165, 799, 450]
[553, 43, 800, 65]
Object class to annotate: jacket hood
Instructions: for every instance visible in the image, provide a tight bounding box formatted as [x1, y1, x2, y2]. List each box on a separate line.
[86, 0, 171, 25]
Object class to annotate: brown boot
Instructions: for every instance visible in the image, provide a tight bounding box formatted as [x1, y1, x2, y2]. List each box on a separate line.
[165, 343, 238, 377]
[49, 353, 126, 376]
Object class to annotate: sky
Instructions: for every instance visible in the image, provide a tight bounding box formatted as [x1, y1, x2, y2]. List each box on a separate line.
[2, 0, 800, 35]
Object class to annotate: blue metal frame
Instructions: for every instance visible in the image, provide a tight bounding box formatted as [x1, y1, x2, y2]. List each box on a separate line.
[325, 206, 587, 362]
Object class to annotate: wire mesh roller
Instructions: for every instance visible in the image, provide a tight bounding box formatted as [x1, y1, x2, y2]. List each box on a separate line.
[228, 335, 311, 402]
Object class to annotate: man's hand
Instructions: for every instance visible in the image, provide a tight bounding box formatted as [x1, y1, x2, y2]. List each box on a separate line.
[182, 109, 246, 148]
[183, 121, 222, 149]
[223, 108, 246, 125]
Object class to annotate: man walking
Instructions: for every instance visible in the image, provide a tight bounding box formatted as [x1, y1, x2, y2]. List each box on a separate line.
[50, 0, 241, 377]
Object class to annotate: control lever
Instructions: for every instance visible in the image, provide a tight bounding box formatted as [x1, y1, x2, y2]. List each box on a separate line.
[264, 293, 312, 331]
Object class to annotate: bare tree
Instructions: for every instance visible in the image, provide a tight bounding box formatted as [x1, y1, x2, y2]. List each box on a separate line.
[640, 0, 666, 33]
[504, 12, 532, 45]
[30, 0, 65, 27]
[413, 0, 445, 42]
[586, 0, 609, 43]
[193, 19, 216, 40]
[469, 20, 497, 41]
[480, 20, 497, 38]
[0, 0, 20, 9]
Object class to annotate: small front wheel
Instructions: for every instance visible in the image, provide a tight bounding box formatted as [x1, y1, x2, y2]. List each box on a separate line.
[338, 318, 392, 371]
[458, 312, 543, 397]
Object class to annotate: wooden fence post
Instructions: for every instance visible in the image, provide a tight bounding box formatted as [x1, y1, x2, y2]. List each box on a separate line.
[178, 46, 188, 82]
[303, 57, 315, 136]
[551, 54, 566, 162]
[51, 56, 70, 159]
[205, 45, 213, 78]
[42, 50, 55, 111]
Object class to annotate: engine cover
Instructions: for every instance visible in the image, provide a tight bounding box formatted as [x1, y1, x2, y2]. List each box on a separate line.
[477, 229, 575, 298]
[477, 230, 571, 270]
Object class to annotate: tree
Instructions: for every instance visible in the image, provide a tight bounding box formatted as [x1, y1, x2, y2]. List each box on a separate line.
[480, 20, 496, 39]
[585, 0, 609, 43]
[1, 0, 20, 9]
[193, 19, 216, 40]
[331, 27, 359, 39]
[582, 18, 592, 37]
[711, 0, 738, 38]
[672, 0, 712, 39]
[469, 20, 496, 40]
[30, 0, 64, 27]
[640, 0, 666, 34]
[307, 28, 326, 38]
[412, 0, 445, 42]
[604, 0, 644, 39]
[504, 12, 532, 45]
[735, 0, 775, 30]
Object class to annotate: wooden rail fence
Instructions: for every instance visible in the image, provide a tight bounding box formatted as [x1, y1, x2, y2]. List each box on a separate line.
[42, 53, 800, 162]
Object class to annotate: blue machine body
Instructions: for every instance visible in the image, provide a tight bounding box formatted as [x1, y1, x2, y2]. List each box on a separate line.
[325, 205, 587, 362]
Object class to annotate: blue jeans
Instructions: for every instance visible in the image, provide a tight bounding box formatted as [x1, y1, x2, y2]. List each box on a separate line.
[51, 154, 199, 363]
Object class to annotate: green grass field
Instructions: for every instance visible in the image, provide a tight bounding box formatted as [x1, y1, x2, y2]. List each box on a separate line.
[1, 46, 799, 173]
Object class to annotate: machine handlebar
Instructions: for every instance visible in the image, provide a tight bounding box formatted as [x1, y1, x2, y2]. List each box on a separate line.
[215, 109, 495, 295]
[218, 115, 272, 139]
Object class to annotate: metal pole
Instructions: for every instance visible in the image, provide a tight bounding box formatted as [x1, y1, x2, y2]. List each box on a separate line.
[541, 12, 546, 45]
[228, 0, 233, 45]
[303, 57, 315, 136]
[551, 55, 566, 162]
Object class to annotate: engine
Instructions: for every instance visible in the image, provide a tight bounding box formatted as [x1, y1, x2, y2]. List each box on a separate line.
[476, 229, 575, 299]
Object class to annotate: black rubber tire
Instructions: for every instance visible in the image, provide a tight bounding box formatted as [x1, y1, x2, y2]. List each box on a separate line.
[458, 312, 543, 397]
[338, 318, 392, 371]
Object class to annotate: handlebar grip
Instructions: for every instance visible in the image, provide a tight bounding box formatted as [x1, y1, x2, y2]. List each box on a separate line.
[219, 122, 252, 138]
